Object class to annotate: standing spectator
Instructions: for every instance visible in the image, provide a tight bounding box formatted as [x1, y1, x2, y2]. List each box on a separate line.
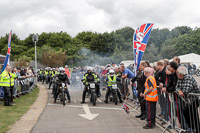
[142, 67, 158, 129]
[0, 66, 12, 106]
[16, 67, 21, 78]
[10, 67, 17, 103]
[111, 62, 116, 68]
[163, 61, 178, 93]
[65, 65, 71, 79]
[187, 63, 192, 74]
[173, 56, 181, 66]
[114, 66, 122, 78]
[30, 66, 35, 74]
[176, 66, 200, 132]
[131, 62, 147, 120]
[127, 64, 133, 72]
[20, 67, 26, 76]
[156, 61, 166, 118]
[162, 61, 178, 126]
[120, 63, 134, 79]
[145, 60, 151, 67]
[120, 63, 134, 99]
[164, 59, 169, 68]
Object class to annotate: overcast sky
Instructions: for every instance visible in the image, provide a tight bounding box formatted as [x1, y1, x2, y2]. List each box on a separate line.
[0, 0, 200, 39]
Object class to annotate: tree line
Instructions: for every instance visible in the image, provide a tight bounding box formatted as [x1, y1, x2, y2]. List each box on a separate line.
[0, 26, 199, 67]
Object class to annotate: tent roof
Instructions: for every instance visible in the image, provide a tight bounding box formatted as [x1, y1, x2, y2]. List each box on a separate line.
[171, 53, 200, 64]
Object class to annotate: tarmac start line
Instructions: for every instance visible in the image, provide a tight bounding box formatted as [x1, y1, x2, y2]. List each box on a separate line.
[47, 103, 127, 120]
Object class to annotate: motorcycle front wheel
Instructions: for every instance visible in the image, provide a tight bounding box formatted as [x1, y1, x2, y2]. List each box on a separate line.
[62, 90, 65, 106]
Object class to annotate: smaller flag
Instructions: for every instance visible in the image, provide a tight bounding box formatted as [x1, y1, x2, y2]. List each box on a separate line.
[122, 102, 130, 114]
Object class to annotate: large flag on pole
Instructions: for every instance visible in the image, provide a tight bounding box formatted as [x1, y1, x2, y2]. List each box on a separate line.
[0, 30, 12, 74]
[133, 23, 154, 96]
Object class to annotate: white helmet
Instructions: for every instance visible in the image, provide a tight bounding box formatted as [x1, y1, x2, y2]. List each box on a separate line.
[87, 67, 92, 71]
[109, 69, 115, 76]
[59, 67, 65, 72]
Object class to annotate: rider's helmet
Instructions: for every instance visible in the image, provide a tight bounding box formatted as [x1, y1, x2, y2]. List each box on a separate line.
[59, 67, 65, 75]
[87, 67, 93, 74]
[109, 69, 115, 77]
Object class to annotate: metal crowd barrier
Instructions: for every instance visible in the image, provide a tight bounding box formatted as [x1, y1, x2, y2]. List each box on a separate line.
[0, 77, 36, 99]
[120, 78, 132, 99]
[157, 91, 200, 133]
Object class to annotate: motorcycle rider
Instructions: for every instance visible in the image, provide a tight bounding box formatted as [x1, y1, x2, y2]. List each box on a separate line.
[54, 67, 71, 103]
[44, 68, 49, 84]
[81, 67, 99, 104]
[49, 68, 55, 89]
[104, 69, 123, 103]
[52, 68, 60, 96]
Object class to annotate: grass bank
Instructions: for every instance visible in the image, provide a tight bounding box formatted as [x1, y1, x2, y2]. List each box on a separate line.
[0, 88, 39, 133]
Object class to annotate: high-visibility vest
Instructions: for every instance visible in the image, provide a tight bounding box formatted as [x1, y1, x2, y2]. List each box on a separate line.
[144, 76, 158, 102]
[45, 71, 48, 76]
[10, 72, 17, 86]
[51, 71, 55, 77]
[0, 73, 2, 86]
[108, 75, 117, 86]
[55, 71, 59, 75]
[0, 70, 11, 87]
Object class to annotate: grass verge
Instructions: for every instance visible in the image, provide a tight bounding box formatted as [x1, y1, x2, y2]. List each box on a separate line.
[0, 88, 39, 133]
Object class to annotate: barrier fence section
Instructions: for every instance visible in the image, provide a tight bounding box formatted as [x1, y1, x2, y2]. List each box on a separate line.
[0, 77, 36, 99]
[157, 90, 200, 133]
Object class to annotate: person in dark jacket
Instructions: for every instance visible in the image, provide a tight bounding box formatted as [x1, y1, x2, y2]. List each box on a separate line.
[162, 61, 178, 126]
[54, 68, 70, 103]
[163, 61, 178, 93]
[131, 62, 147, 120]
[156, 61, 166, 117]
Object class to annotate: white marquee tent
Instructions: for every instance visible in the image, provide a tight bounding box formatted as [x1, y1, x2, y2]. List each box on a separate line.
[171, 53, 200, 68]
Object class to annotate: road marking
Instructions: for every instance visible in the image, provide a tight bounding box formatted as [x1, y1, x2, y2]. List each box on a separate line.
[97, 98, 102, 103]
[79, 104, 99, 120]
[47, 103, 123, 111]
[85, 99, 89, 102]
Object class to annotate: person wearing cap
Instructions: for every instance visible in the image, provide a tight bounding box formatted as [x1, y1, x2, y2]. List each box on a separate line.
[65, 65, 71, 79]
[104, 69, 123, 103]
[111, 62, 116, 67]
[142, 67, 158, 129]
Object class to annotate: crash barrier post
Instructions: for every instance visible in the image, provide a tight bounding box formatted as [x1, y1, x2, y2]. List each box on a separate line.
[156, 91, 200, 133]
[0, 77, 36, 99]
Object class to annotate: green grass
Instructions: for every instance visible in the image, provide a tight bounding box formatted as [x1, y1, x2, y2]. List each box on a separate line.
[0, 88, 39, 133]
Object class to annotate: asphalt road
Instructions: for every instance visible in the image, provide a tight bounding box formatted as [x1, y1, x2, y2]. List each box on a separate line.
[31, 83, 162, 133]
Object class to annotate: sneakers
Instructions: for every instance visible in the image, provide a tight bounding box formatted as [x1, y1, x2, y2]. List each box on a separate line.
[104, 100, 108, 104]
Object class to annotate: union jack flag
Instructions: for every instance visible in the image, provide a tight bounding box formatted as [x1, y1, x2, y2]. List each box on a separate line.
[7, 31, 12, 55]
[132, 24, 154, 97]
[0, 30, 12, 74]
[122, 102, 130, 114]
